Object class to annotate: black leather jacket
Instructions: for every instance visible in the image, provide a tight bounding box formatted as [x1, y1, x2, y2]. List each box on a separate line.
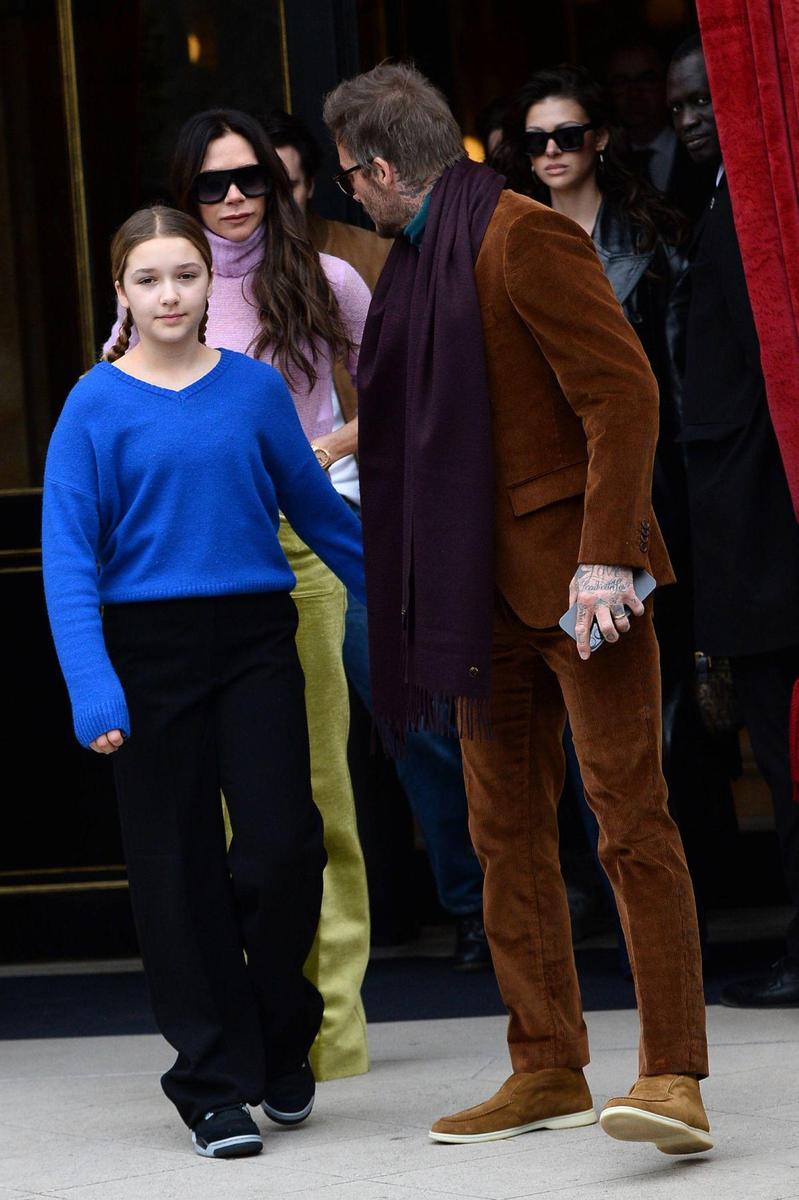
[592, 199, 691, 576]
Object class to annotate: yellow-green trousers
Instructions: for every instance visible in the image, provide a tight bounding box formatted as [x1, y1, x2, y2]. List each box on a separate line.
[279, 517, 370, 1080]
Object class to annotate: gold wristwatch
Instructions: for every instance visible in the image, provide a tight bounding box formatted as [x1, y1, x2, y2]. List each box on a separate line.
[311, 444, 332, 471]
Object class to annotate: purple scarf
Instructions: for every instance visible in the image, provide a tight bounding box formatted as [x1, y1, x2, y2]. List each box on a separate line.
[357, 157, 504, 748]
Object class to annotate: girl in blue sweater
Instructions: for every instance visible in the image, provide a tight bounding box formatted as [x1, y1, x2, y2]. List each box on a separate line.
[42, 206, 366, 1159]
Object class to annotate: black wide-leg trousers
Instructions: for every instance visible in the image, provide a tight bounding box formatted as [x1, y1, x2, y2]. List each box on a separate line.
[103, 593, 326, 1128]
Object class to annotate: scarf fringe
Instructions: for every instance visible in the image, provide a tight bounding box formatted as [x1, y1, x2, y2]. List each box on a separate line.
[376, 685, 492, 758]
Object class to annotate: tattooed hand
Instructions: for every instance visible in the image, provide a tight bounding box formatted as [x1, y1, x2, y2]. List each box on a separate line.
[567, 564, 644, 661]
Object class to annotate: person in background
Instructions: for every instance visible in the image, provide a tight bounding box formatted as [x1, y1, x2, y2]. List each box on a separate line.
[43, 206, 366, 1158]
[606, 39, 715, 222]
[475, 96, 509, 160]
[263, 109, 491, 971]
[325, 61, 711, 1154]
[668, 34, 799, 1007]
[168, 108, 373, 1079]
[262, 110, 390, 295]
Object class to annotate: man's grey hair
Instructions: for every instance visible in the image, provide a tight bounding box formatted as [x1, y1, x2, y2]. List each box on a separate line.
[323, 62, 466, 190]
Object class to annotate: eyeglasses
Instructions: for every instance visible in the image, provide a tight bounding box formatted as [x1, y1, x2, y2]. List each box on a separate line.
[524, 122, 598, 158]
[190, 164, 270, 205]
[333, 163, 365, 198]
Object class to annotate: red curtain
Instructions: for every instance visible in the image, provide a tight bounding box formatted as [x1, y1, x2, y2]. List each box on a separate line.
[696, 0, 799, 520]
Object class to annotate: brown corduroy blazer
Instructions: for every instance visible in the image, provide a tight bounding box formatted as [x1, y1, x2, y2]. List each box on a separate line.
[475, 191, 674, 629]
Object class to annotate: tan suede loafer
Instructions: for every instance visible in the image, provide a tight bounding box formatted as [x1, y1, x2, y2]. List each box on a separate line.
[429, 1068, 597, 1144]
[600, 1074, 713, 1154]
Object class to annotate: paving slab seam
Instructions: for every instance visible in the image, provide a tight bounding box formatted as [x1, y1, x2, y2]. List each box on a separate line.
[466, 1064, 507, 1079]
[704, 1038, 799, 1051]
[351, 1141, 571, 1182]
[0, 1119, 192, 1156]
[494, 1160, 714, 1199]
[365, 1180, 488, 1200]
[0, 1192, 70, 1200]
[0, 1072, 161, 1084]
[271, 1180, 488, 1200]
[704, 1105, 799, 1125]
[16, 1193, 72, 1199]
[769, 1152, 799, 1170]
[5, 1192, 78, 1199]
[21, 1163, 236, 1194]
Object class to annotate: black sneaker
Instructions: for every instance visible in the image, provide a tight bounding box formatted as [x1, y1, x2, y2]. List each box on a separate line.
[261, 1059, 315, 1126]
[192, 1104, 263, 1158]
[453, 913, 492, 973]
[720, 956, 799, 1007]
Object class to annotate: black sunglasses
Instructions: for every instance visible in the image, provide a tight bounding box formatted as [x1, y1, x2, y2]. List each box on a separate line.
[190, 164, 271, 205]
[524, 122, 598, 158]
[333, 162, 367, 198]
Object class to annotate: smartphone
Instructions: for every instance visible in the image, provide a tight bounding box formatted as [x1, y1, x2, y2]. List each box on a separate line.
[559, 569, 657, 653]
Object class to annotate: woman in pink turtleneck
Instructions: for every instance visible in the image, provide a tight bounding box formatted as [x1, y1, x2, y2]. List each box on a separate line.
[170, 109, 372, 1089]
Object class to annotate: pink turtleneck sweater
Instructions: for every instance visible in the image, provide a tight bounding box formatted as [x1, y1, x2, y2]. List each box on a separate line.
[106, 224, 371, 443]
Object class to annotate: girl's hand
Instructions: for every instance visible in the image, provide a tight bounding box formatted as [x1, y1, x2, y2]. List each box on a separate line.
[90, 729, 125, 755]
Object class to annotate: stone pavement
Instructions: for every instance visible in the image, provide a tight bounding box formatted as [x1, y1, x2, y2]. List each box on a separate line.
[1, 1006, 798, 1200]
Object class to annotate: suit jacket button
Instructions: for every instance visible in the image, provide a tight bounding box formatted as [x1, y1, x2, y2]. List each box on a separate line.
[469, 666, 480, 677]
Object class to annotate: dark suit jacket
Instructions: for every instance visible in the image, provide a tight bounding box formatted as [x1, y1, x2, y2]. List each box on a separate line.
[681, 174, 799, 655]
[622, 133, 715, 226]
[474, 191, 673, 629]
[666, 141, 716, 227]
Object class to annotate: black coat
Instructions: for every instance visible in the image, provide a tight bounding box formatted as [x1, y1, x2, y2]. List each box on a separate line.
[621, 133, 717, 227]
[666, 141, 717, 227]
[680, 174, 799, 656]
[593, 200, 692, 581]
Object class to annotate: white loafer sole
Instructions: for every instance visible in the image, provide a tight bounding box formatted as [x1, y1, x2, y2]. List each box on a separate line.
[600, 1105, 713, 1154]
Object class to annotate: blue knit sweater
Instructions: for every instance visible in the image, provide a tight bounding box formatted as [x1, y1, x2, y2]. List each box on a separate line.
[42, 349, 366, 748]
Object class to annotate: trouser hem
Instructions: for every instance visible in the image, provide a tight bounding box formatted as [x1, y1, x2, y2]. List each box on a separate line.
[508, 1036, 590, 1074]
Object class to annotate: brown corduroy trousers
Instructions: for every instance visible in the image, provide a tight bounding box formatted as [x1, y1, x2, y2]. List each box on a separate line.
[460, 594, 708, 1080]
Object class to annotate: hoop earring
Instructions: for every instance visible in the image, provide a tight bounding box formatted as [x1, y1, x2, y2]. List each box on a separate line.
[599, 151, 605, 166]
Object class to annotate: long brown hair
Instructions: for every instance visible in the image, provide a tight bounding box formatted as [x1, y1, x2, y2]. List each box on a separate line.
[491, 65, 686, 251]
[104, 206, 213, 362]
[171, 108, 352, 390]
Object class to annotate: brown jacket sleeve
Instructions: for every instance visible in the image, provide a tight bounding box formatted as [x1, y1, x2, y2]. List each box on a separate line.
[504, 207, 660, 570]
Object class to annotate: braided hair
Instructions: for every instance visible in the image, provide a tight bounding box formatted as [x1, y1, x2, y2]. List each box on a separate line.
[105, 308, 134, 363]
[103, 206, 213, 362]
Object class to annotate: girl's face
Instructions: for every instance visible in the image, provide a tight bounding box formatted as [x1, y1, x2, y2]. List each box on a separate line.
[525, 96, 608, 193]
[115, 236, 212, 347]
[196, 132, 267, 242]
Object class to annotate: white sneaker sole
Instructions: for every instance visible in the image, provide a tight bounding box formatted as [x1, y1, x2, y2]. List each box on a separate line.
[599, 1106, 713, 1154]
[261, 1095, 314, 1126]
[429, 1107, 598, 1144]
[192, 1132, 263, 1158]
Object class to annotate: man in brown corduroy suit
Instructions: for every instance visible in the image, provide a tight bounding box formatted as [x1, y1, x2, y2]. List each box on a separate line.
[324, 63, 711, 1156]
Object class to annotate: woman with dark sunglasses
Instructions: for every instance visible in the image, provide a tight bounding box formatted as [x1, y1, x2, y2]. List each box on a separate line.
[492, 66, 716, 949]
[156, 109, 371, 1091]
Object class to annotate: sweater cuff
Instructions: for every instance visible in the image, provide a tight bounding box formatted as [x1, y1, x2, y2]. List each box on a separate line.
[73, 698, 131, 749]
